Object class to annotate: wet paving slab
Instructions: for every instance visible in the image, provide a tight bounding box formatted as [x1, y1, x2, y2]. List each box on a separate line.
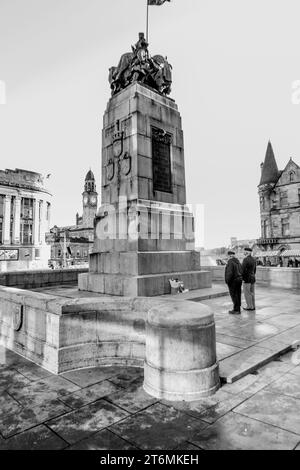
[189, 411, 300, 450]
[0, 424, 68, 450]
[0, 285, 300, 450]
[109, 402, 208, 450]
[221, 360, 296, 397]
[234, 389, 300, 435]
[217, 322, 283, 343]
[6, 375, 81, 406]
[265, 372, 300, 399]
[67, 429, 137, 450]
[46, 399, 130, 445]
[174, 441, 202, 450]
[107, 368, 144, 388]
[162, 389, 250, 425]
[61, 366, 126, 388]
[216, 342, 242, 360]
[289, 366, 300, 377]
[105, 381, 158, 414]
[0, 368, 32, 392]
[0, 391, 23, 422]
[59, 380, 123, 410]
[11, 362, 54, 382]
[0, 399, 72, 438]
[216, 333, 257, 350]
[0, 350, 299, 449]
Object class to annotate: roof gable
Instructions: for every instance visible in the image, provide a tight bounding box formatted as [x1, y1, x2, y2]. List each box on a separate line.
[275, 158, 300, 187]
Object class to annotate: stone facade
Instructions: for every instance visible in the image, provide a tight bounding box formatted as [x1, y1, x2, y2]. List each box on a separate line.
[0, 168, 52, 272]
[257, 142, 300, 252]
[49, 170, 98, 267]
[79, 82, 211, 296]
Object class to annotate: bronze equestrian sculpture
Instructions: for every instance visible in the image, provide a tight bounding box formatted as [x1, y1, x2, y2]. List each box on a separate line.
[108, 33, 172, 96]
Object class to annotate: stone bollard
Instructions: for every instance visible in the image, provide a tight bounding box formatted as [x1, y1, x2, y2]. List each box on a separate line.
[144, 300, 219, 401]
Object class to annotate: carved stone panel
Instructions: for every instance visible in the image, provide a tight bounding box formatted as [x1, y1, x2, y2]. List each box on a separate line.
[13, 304, 24, 331]
[152, 127, 172, 193]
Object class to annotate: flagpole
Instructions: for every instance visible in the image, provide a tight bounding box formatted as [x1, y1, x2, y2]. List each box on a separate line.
[146, 0, 149, 42]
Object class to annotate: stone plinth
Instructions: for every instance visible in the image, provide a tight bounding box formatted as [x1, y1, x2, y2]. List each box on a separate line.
[79, 83, 212, 296]
[0, 286, 218, 379]
[144, 301, 220, 400]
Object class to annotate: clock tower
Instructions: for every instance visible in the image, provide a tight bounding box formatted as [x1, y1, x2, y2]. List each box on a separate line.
[82, 169, 98, 227]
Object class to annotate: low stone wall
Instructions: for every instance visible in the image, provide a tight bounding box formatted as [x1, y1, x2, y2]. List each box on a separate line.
[0, 286, 216, 376]
[203, 265, 300, 289]
[0, 267, 88, 290]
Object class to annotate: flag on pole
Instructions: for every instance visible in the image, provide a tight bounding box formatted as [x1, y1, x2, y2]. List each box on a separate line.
[148, 0, 171, 5]
[146, 0, 171, 42]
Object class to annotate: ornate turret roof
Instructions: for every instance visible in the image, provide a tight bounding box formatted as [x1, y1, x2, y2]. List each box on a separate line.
[259, 141, 280, 186]
[85, 169, 95, 181]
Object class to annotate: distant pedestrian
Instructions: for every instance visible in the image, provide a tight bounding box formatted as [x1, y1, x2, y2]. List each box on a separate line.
[225, 251, 243, 314]
[242, 247, 256, 311]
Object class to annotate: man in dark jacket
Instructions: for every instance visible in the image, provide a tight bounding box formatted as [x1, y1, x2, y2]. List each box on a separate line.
[242, 247, 256, 311]
[225, 251, 243, 314]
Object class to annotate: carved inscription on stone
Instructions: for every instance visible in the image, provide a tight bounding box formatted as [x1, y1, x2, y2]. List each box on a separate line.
[152, 127, 172, 193]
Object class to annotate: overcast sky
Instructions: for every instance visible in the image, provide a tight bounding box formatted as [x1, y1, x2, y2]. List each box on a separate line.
[1, 0, 300, 248]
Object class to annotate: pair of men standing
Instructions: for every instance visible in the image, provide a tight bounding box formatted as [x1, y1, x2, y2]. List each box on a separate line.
[225, 247, 256, 314]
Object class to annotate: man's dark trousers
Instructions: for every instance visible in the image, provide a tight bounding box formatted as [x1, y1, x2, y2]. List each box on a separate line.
[228, 279, 242, 312]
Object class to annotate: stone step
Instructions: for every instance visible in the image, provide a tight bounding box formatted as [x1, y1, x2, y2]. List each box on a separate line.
[219, 343, 293, 384]
[89, 251, 201, 276]
[161, 284, 229, 301]
[79, 270, 212, 296]
[189, 291, 229, 302]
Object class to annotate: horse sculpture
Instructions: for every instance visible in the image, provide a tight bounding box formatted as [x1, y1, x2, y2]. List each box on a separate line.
[108, 34, 172, 96]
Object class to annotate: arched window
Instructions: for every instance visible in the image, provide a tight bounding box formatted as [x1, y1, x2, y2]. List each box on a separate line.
[290, 171, 295, 182]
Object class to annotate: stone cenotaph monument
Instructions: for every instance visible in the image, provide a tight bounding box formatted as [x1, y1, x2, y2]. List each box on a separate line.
[79, 33, 212, 296]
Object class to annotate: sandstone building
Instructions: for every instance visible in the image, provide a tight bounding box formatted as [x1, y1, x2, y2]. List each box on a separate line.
[49, 170, 98, 266]
[0, 168, 52, 271]
[257, 141, 300, 257]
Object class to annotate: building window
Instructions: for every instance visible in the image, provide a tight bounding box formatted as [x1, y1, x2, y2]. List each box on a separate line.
[9, 196, 15, 244]
[38, 201, 42, 243]
[281, 218, 289, 236]
[35, 249, 40, 259]
[76, 250, 80, 258]
[20, 221, 33, 245]
[290, 172, 295, 182]
[20, 198, 33, 245]
[58, 249, 61, 257]
[46, 202, 51, 222]
[0, 195, 4, 244]
[280, 191, 288, 207]
[262, 220, 268, 238]
[260, 196, 265, 210]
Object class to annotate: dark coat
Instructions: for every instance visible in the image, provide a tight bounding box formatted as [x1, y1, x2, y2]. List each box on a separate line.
[242, 255, 257, 283]
[225, 257, 242, 285]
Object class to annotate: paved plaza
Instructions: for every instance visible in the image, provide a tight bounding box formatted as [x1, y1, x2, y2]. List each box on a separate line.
[0, 285, 299, 450]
